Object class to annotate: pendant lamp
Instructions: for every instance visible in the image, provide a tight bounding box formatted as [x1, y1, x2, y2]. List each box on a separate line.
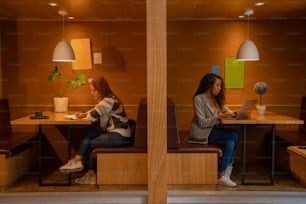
[52, 9, 75, 62]
[236, 8, 259, 61]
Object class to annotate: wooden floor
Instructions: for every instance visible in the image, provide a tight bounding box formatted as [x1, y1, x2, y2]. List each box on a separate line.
[1, 163, 306, 203]
[2, 170, 305, 193]
[1, 162, 305, 192]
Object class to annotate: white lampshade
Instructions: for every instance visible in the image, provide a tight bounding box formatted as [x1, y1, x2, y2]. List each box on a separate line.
[236, 39, 259, 61]
[52, 40, 75, 62]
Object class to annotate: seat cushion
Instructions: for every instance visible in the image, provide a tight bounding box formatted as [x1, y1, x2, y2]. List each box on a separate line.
[276, 131, 306, 146]
[0, 132, 37, 158]
[92, 147, 146, 157]
[168, 143, 223, 157]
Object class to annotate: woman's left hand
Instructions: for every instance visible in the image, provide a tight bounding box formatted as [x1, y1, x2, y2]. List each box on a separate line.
[76, 112, 87, 119]
[218, 112, 236, 118]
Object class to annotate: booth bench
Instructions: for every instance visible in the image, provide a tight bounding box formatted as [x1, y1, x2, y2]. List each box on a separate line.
[263, 96, 306, 175]
[277, 96, 306, 146]
[93, 98, 223, 185]
[285, 96, 306, 185]
[0, 99, 38, 188]
[275, 96, 306, 172]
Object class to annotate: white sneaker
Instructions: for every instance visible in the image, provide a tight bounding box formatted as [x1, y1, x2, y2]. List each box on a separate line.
[217, 176, 237, 187]
[75, 173, 96, 185]
[59, 159, 84, 173]
[224, 166, 233, 179]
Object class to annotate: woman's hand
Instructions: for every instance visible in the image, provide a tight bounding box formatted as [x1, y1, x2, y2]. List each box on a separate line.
[218, 112, 236, 119]
[76, 112, 87, 119]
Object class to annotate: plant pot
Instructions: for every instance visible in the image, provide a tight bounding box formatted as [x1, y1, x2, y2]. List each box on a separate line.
[53, 97, 69, 112]
[256, 105, 266, 115]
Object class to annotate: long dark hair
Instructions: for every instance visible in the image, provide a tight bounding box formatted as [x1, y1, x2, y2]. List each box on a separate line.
[193, 73, 226, 109]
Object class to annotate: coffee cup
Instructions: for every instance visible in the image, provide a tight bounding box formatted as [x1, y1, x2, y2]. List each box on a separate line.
[35, 111, 43, 117]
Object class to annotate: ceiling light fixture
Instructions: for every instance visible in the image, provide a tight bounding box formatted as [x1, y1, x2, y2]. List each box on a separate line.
[48, 2, 58, 7]
[255, 2, 265, 6]
[236, 8, 259, 61]
[52, 9, 75, 62]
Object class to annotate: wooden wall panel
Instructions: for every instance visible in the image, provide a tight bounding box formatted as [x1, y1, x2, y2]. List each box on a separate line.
[2, 20, 306, 133]
[0, 21, 147, 114]
[167, 20, 306, 106]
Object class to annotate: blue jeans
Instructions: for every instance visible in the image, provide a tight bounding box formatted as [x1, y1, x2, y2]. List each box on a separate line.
[208, 126, 238, 173]
[77, 128, 133, 170]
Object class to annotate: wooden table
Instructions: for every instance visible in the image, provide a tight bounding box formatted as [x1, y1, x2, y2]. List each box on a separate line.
[221, 111, 304, 185]
[11, 112, 92, 186]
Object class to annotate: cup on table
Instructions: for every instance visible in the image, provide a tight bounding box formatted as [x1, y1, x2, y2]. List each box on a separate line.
[35, 111, 43, 117]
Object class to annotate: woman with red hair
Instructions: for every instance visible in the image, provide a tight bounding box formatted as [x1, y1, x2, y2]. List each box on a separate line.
[59, 76, 132, 185]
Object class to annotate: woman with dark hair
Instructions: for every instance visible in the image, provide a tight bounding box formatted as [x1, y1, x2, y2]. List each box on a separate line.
[59, 76, 132, 185]
[186, 73, 238, 187]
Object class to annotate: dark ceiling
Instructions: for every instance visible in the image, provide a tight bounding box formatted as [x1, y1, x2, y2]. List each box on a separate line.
[0, 0, 305, 21]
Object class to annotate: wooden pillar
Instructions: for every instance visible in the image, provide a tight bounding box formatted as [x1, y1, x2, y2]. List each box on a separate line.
[0, 24, 2, 98]
[146, 0, 167, 204]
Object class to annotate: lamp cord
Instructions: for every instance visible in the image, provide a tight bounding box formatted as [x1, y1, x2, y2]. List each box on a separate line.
[62, 14, 65, 40]
[247, 14, 250, 40]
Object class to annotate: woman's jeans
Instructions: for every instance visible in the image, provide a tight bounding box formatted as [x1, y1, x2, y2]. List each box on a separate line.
[208, 126, 238, 173]
[77, 128, 133, 170]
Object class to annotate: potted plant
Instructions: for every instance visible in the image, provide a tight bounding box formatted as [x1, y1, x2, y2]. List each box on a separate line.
[48, 65, 86, 112]
[254, 81, 268, 115]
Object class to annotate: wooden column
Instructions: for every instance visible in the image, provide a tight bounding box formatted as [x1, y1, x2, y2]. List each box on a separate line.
[147, 0, 167, 204]
[0, 25, 2, 98]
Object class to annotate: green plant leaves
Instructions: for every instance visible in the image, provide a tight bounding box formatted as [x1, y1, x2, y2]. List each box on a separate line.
[48, 65, 62, 81]
[254, 81, 268, 95]
[67, 74, 87, 89]
[48, 66, 86, 96]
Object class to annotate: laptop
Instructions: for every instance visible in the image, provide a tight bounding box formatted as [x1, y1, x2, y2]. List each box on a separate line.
[229, 99, 258, 120]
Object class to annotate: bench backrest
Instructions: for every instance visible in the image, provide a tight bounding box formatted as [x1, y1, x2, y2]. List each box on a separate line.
[133, 98, 180, 149]
[300, 96, 306, 133]
[134, 98, 147, 148]
[167, 98, 180, 149]
[0, 98, 12, 137]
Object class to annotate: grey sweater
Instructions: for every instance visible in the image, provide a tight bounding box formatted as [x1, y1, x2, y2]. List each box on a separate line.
[187, 93, 231, 144]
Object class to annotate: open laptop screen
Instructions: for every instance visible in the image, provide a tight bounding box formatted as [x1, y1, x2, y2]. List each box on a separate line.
[235, 99, 258, 119]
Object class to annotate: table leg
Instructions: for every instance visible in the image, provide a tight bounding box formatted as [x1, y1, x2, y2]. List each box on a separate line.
[38, 125, 44, 186]
[271, 124, 276, 185]
[241, 124, 247, 184]
[241, 124, 275, 185]
[67, 125, 72, 185]
[38, 125, 71, 186]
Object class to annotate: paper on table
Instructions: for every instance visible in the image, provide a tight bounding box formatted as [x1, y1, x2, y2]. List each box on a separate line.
[64, 114, 77, 120]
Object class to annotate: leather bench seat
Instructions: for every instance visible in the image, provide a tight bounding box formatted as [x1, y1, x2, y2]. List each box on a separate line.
[168, 143, 223, 155]
[276, 131, 306, 146]
[92, 113, 147, 156]
[93, 147, 146, 154]
[94, 97, 222, 185]
[0, 133, 38, 158]
[167, 100, 223, 157]
[275, 96, 306, 146]
[0, 98, 38, 158]
[0, 98, 37, 187]
[264, 96, 306, 174]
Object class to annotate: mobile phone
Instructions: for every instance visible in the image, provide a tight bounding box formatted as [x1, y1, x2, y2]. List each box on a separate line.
[298, 146, 306, 149]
